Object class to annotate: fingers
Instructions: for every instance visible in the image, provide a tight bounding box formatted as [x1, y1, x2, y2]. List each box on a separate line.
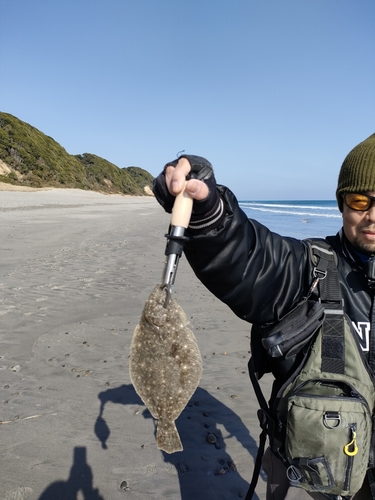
[165, 158, 190, 194]
[185, 178, 209, 201]
[165, 158, 209, 201]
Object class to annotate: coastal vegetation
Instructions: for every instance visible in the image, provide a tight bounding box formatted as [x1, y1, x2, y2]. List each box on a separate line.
[0, 111, 154, 195]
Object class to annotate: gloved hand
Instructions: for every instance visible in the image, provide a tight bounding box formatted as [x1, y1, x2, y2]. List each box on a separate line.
[153, 154, 218, 215]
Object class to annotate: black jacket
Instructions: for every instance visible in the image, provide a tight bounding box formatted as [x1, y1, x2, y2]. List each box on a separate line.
[184, 186, 374, 356]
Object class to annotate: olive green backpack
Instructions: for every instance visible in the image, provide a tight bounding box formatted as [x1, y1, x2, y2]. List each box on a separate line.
[246, 240, 375, 500]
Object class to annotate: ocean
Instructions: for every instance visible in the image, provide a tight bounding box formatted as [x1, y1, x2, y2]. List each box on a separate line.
[238, 200, 342, 240]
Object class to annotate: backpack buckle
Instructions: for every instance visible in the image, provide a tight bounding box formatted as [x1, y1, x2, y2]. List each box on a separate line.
[323, 411, 341, 429]
[313, 267, 327, 281]
[286, 464, 303, 485]
[307, 268, 327, 296]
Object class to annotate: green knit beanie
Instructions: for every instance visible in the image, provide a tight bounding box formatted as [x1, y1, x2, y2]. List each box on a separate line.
[336, 133, 375, 212]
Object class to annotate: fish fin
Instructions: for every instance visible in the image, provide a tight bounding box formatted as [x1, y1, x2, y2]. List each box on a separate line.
[156, 419, 183, 454]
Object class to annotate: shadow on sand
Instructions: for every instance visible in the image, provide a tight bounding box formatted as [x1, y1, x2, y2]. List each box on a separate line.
[95, 383, 264, 500]
[38, 447, 105, 500]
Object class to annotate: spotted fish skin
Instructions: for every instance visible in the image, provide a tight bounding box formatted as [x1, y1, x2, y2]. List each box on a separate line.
[130, 285, 202, 453]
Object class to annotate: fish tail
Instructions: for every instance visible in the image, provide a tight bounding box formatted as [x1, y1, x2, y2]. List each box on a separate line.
[156, 419, 183, 454]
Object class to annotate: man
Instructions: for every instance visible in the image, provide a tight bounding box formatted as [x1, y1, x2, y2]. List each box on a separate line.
[153, 133, 375, 499]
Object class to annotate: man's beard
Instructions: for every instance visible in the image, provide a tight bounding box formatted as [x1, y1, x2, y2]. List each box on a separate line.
[351, 235, 375, 256]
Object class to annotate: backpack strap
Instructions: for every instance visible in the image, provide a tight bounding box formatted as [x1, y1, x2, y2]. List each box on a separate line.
[309, 242, 346, 375]
[245, 357, 271, 500]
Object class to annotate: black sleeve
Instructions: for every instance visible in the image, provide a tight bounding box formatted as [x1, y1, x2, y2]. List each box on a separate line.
[183, 185, 312, 324]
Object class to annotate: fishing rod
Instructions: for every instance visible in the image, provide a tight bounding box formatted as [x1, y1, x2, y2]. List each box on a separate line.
[161, 186, 193, 307]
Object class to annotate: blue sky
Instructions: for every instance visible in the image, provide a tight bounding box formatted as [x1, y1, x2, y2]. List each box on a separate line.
[0, 0, 374, 199]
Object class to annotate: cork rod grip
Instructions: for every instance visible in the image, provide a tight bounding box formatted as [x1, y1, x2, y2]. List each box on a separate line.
[170, 185, 193, 228]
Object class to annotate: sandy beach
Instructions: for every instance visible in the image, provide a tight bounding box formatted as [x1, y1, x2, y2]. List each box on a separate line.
[0, 188, 270, 500]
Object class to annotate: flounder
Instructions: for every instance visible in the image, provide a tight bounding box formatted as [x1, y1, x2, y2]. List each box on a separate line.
[130, 285, 202, 453]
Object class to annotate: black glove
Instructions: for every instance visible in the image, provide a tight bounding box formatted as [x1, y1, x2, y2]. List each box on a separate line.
[152, 154, 218, 215]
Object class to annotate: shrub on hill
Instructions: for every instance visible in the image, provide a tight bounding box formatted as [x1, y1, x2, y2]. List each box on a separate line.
[0, 111, 153, 194]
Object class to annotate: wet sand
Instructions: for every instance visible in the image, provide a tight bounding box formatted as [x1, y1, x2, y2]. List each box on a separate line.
[0, 188, 269, 500]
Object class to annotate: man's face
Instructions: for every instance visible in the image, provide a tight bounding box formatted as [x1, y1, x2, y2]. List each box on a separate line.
[343, 191, 375, 255]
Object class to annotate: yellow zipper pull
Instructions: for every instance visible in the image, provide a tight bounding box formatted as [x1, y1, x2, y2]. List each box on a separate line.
[344, 425, 358, 457]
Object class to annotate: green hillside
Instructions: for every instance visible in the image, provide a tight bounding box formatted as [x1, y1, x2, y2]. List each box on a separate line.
[0, 111, 154, 195]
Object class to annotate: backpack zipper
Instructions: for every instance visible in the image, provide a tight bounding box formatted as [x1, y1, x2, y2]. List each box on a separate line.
[343, 423, 357, 491]
[291, 379, 372, 414]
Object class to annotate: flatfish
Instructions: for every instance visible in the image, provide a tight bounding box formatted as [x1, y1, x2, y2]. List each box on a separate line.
[129, 285, 202, 453]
